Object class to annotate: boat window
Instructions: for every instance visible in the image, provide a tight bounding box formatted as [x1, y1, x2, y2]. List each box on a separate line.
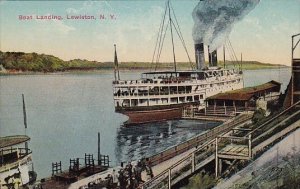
[187, 96, 193, 102]
[171, 98, 178, 103]
[161, 98, 168, 103]
[139, 99, 147, 104]
[131, 99, 138, 107]
[186, 86, 192, 92]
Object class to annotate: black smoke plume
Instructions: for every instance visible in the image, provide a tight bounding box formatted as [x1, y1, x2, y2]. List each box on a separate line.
[192, 0, 260, 52]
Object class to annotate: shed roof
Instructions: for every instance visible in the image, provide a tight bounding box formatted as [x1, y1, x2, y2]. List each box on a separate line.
[207, 80, 281, 101]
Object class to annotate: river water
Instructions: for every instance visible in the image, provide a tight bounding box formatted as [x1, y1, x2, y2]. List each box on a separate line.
[0, 68, 291, 179]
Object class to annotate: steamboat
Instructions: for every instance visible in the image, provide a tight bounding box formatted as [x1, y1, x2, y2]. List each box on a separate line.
[112, 1, 244, 125]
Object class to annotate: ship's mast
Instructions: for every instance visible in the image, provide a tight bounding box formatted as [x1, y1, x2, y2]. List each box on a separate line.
[223, 45, 226, 69]
[168, 0, 177, 72]
[151, 0, 193, 72]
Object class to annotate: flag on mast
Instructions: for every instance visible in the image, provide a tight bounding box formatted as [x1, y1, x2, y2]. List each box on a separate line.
[114, 44, 120, 80]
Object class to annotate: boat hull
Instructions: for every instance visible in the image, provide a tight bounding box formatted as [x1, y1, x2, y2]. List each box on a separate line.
[116, 103, 197, 125]
[122, 108, 182, 125]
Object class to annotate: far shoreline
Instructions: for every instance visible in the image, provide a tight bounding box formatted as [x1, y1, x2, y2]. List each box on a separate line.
[0, 66, 290, 76]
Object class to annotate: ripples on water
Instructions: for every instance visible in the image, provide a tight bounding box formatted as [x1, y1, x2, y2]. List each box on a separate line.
[115, 120, 220, 163]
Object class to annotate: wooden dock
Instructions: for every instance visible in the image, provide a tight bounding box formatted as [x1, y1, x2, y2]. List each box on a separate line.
[140, 100, 300, 189]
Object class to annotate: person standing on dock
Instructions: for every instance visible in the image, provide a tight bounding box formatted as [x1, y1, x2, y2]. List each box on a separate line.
[145, 163, 154, 179]
[105, 174, 113, 189]
[112, 169, 118, 187]
[118, 169, 126, 189]
[134, 163, 143, 183]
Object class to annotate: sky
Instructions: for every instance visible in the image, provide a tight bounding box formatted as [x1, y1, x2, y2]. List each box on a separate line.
[0, 0, 299, 66]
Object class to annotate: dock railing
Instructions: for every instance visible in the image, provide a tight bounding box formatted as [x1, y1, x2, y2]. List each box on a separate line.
[141, 140, 216, 189]
[246, 100, 300, 140]
[141, 112, 253, 189]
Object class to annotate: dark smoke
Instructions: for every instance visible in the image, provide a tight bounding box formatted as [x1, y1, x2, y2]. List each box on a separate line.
[192, 0, 260, 52]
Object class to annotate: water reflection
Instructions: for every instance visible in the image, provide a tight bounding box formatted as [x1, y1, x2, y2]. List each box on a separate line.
[115, 120, 220, 163]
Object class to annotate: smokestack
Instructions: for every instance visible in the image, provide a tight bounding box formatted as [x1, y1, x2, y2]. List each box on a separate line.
[208, 46, 218, 67]
[195, 43, 205, 70]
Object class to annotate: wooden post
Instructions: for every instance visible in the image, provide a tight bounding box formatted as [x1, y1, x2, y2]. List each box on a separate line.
[233, 101, 236, 115]
[168, 169, 171, 189]
[215, 137, 218, 178]
[168, 86, 171, 103]
[249, 134, 252, 158]
[219, 158, 222, 176]
[98, 132, 101, 166]
[1, 149, 3, 165]
[205, 101, 207, 115]
[192, 152, 195, 173]
[291, 35, 294, 105]
[214, 100, 216, 114]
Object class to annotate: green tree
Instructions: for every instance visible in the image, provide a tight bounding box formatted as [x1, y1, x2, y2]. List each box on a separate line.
[185, 173, 216, 189]
[252, 108, 266, 124]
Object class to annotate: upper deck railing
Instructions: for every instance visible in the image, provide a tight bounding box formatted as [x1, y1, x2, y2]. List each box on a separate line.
[113, 74, 242, 87]
[0, 147, 32, 166]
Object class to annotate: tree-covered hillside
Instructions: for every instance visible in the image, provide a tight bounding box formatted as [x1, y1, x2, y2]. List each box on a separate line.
[0, 51, 287, 73]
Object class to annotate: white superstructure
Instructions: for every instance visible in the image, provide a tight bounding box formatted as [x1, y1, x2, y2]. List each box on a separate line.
[113, 68, 243, 110]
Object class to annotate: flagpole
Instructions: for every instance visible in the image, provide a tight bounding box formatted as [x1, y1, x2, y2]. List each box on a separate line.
[114, 44, 120, 80]
[114, 44, 117, 81]
[22, 94, 28, 153]
[22, 94, 27, 130]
